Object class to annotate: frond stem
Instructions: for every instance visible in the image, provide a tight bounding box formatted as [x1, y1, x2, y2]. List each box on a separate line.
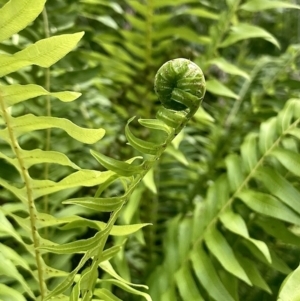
[0, 96, 46, 299]
[82, 127, 177, 300]
[193, 117, 300, 253]
[42, 7, 51, 234]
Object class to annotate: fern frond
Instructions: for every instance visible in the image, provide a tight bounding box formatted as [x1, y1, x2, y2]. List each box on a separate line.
[148, 98, 300, 300]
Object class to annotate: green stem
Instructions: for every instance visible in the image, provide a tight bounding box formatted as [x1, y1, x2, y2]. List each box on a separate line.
[82, 126, 178, 300]
[224, 58, 268, 128]
[0, 98, 46, 299]
[42, 7, 51, 225]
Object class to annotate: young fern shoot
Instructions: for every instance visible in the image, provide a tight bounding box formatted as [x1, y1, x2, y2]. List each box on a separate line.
[63, 58, 206, 300]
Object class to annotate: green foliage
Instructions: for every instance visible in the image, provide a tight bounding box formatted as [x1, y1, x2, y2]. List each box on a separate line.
[1, 0, 300, 301]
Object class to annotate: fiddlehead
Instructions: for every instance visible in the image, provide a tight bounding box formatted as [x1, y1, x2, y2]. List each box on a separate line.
[155, 58, 206, 133]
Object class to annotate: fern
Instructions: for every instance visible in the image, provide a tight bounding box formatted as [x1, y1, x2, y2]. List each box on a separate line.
[147, 98, 300, 300]
[0, 0, 114, 299]
[0, 0, 130, 300]
[1, 0, 300, 300]
[0, 1, 207, 298]
[70, 3, 300, 299]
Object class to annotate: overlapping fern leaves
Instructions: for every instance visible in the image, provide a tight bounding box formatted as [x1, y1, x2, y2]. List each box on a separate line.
[0, 0, 154, 300]
[73, 1, 300, 300]
[1, 0, 300, 301]
[0, 0, 110, 299]
[148, 98, 300, 300]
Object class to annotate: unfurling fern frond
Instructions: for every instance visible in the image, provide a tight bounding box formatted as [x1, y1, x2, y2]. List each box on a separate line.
[52, 58, 206, 301]
[148, 98, 300, 300]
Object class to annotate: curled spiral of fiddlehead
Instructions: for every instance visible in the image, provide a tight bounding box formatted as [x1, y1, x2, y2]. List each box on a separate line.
[154, 58, 206, 129]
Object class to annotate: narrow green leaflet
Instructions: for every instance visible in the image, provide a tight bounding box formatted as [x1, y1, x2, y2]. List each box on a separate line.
[34, 213, 93, 229]
[0, 84, 81, 108]
[0, 210, 25, 245]
[0, 0, 46, 42]
[240, 0, 300, 12]
[138, 118, 173, 135]
[190, 247, 235, 301]
[39, 230, 106, 254]
[9, 213, 31, 236]
[101, 245, 123, 262]
[258, 118, 277, 153]
[276, 99, 298, 133]
[0, 149, 79, 173]
[193, 175, 229, 240]
[182, 7, 219, 20]
[278, 265, 300, 301]
[20, 149, 80, 169]
[220, 209, 271, 263]
[219, 270, 239, 301]
[255, 216, 300, 247]
[225, 154, 245, 192]
[193, 106, 215, 123]
[219, 23, 280, 49]
[127, 0, 147, 17]
[142, 167, 157, 193]
[243, 241, 292, 274]
[270, 148, 300, 177]
[0, 177, 26, 204]
[178, 218, 193, 262]
[81, 13, 118, 30]
[206, 79, 239, 99]
[0, 283, 26, 301]
[236, 255, 271, 293]
[241, 133, 259, 173]
[204, 225, 251, 285]
[10, 114, 105, 143]
[0, 243, 31, 273]
[254, 167, 300, 215]
[101, 222, 151, 236]
[125, 117, 163, 155]
[99, 279, 152, 301]
[0, 32, 84, 77]
[94, 288, 122, 301]
[99, 261, 148, 289]
[58, 218, 148, 238]
[122, 186, 144, 224]
[69, 281, 80, 301]
[90, 149, 143, 177]
[165, 145, 189, 166]
[43, 265, 68, 279]
[100, 42, 133, 65]
[0, 253, 35, 299]
[208, 57, 250, 79]
[175, 263, 205, 301]
[153, 0, 199, 9]
[63, 196, 124, 212]
[288, 128, 300, 140]
[30, 170, 114, 199]
[237, 190, 300, 225]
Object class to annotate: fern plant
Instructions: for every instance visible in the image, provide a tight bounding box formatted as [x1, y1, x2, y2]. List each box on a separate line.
[147, 97, 300, 300]
[2, 0, 300, 301]
[0, 1, 208, 300]
[67, 2, 300, 300]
